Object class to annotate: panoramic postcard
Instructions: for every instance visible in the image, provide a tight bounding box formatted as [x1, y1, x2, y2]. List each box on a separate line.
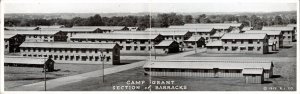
[2, 0, 298, 93]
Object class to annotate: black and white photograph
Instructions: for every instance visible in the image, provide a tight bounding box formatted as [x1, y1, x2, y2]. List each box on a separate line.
[1, 0, 299, 93]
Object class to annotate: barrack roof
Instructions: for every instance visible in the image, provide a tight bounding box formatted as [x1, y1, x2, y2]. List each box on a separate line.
[241, 27, 253, 31]
[113, 30, 189, 36]
[5, 27, 38, 31]
[244, 30, 282, 35]
[143, 60, 273, 70]
[4, 34, 18, 39]
[155, 40, 177, 47]
[185, 36, 202, 42]
[72, 26, 126, 30]
[20, 42, 117, 49]
[206, 40, 223, 46]
[242, 68, 264, 74]
[262, 26, 294, 31]
[221, 33, 267, 40]
[4, 30, 60, 35]
[5, 56, 49, 65]
[70, 33, 159, 40]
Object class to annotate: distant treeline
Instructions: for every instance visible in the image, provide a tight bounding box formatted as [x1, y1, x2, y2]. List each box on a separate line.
[4, 13, 297, 30]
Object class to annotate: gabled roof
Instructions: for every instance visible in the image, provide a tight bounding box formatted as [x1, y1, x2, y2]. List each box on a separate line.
[5, 56, 49, 65]
[5, 27, 38, 31]
[262, 26, 294, 31]
[4, 34, 18, 39]
[244, 30, 282, 35]
[72, 26, 126, 30]
[38, 25, 64, 29]
[179, 25, 231, 29]
[155, 40, 177, 47]
[185, 36, 202, 42]
[124, 29, 189, 36]
[41, 28, 97, 32]
[287, 24, 297, 27]
[184, 23, 242, 27]
[145, 28, 190, 32]
[241, 27, 253, 31]
[20, 42, 117, 49]
[242, 68, 264, 74]
[4, 30, 60, 35]
[206, 40, 223, 46]
[221, 33, 267, 40]
[70, 33, 159, 40]
[143, 60, 273, 70]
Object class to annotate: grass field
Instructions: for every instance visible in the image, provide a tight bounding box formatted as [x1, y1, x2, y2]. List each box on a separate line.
[48, 43, 296, 91]
[4, 60, 140, 89]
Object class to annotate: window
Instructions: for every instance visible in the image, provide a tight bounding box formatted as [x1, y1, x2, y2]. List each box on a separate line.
[288, 31, 290, 34]
[23, 48, 26, 52]
[240, 47, 246, 50]
[248, 47, 254, 51]
[232, 46, 238, 51]
[38, 48, 41, 52]
[274, 36, 276, 39]
[95, 56, 99, 61]
[236, 70, 241, 73]
[44, 48, 46, 52]
[106, 56, 111, 61]
[89, 49, 93, 53]
[140, 40, 145, 44]
[70, 49, 73, 53]
[134, 41, 137, 44]
[82, 56, 87, 61]
[106, 49, 109, 53]
[248, 40, 253, 44]
[241, 40, 244, 44]
[257, 47, 261, 51]
[257, 40, 260, 44]
[49, 49, 52, 52]
[134, 46, 138, 50]
[70, 56, 74, 60]
[65, 49, 68, 52]
[126, 46, 131, 50]
[224, 47, 228, 51]
[126, 41, 131, 44]
[224, 40, 227, 44]
[232, 40, 236, 44]
[82, 49, 86, 53]
[95, 50, 98, 53]
[288, 36, 291, 39]
[218, 47, 221, 51]
[283, 36, 285, 39]
[33, 48, 36, 52]
[140, 46, 146, 51]
[204, 70, 208, 73]
[225, 70, 229, 73]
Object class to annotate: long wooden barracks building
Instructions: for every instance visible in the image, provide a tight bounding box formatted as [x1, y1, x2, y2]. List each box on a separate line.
[206, 33, 269, 54]
[262, 26, 295, 47]
[69, 33, 170, 54]
[4, 34, 25, 54]
[19, 42, 121, 65]
[143, 60, 273, 79]
[4, 30, 67, 42]
[244, 30, 283, 52]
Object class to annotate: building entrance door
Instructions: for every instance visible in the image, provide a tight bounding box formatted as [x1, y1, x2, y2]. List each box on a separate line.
[213, 68, 219, 78]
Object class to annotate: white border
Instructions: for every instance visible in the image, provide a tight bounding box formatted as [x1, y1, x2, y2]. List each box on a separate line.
[1, 0, 299, 94]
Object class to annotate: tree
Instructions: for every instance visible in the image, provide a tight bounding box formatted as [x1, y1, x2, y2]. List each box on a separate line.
[184, 15, 193, 23]
[274, 16, 283, 25]
[195, 14, 206, 23]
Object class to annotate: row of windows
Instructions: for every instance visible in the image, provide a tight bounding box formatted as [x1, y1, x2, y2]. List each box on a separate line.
[22, 48, 110, 54]
[224, 40, 261, 44]
[23, 54, 111, 62]
[216, 46, 261, 51]
[283, 36, 292, 39]
[122, 46, 152, 51]
[71, 39, 151, 44]
[144, 68, 242, 73]
[28, 35, 53, 38]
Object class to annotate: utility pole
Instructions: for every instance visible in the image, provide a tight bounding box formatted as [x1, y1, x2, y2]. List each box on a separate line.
[100, 50, 106, 83]
[44, 58, 47, 91]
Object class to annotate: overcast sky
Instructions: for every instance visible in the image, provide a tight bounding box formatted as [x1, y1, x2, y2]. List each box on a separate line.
[4, 0, 298, 13]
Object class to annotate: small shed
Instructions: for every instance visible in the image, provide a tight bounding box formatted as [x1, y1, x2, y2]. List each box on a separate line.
[155, 40, 179, 54]
[5, 56, 55, 72]
[184, 36, 206, 48]
[242, 68, 264, 84]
